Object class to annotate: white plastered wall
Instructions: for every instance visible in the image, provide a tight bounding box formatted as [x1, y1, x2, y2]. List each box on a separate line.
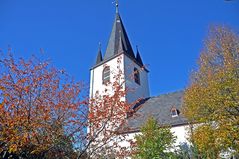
[119, 125, 190, 149]
[90, 54, 125, 99]
[90, 54, 150, 104]
[123, 55, 150, 103]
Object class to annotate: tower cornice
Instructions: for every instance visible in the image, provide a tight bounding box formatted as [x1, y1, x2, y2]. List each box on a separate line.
[90, 52, 149, 72]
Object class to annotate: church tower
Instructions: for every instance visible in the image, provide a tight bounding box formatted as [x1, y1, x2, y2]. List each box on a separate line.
[90, 4, 150, 103]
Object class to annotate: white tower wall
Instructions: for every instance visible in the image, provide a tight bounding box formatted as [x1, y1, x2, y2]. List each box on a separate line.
[123, 55, 150, 103]
[90, 54, 125, 99]
[90, 54, 150, 104]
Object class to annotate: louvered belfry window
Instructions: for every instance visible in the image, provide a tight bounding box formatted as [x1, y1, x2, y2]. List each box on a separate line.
[103, 66, 110, 84]
[134, 68, 140, 85]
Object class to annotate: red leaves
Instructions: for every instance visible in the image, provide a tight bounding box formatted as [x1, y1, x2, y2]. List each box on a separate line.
[0, 54, 86, 155]
[86, 57, 138, 158]
[24, 85, 30, 93]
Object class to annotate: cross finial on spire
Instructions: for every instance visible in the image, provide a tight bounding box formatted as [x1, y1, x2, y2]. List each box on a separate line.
[115, 0, 119, 13]
[98, 42, 102, 50]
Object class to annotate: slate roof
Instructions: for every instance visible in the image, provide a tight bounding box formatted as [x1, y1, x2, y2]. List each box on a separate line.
[95, 47, 103, 65]
[123, 91, 189, 133]
[136, 50, 143, 66]
[104, 13, 135, 60]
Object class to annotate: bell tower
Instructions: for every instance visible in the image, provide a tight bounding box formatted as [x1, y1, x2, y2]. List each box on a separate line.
[89, 3, 150, 103]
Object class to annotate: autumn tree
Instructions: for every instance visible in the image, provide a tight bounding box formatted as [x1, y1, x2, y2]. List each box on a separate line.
[80, 57, 138, 159]
[183, 26, 239, 157]
[0, 52, 86, 158]
[132, 117, 176, 159]
[0, 49, 142, 159]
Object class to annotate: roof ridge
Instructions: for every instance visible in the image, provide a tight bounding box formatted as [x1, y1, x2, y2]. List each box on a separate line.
[150, 90, 184, 98]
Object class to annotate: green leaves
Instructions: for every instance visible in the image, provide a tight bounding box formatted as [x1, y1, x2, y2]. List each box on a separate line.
[132, 117, 176, 159]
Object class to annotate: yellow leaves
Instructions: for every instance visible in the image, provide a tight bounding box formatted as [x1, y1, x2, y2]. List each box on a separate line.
[9, 144, 17, 153]
[30, 150, 39, 154]
[183, 26, 239, 154]
[191, 124, 221, 157]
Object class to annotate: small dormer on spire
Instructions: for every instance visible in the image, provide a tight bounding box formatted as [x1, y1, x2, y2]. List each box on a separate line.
[95, 43, 103, 64]
[136, 46, 144, 66]
[118, 31, 125, 54]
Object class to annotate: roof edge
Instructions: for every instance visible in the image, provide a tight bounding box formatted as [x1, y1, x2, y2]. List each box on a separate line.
[90, 52, 149, 72]
[117, 122, 191, 135]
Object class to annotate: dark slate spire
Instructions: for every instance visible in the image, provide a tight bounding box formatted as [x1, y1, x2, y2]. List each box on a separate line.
[136, 46, 144, 66]
[104, 13, 135, 60]
[96, 43, 103, 64]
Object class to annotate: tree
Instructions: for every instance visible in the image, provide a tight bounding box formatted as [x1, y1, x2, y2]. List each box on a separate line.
[0, 52, 138, 158]
[183, 26, 239, 156]
[190, 124, 221, 158]
[0, 53, 86, 158]
[132, 117, 176, 159]
[80, 56, 138, 159]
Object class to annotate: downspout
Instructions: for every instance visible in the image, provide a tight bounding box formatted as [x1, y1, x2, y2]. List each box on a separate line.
[90, 69, 94, 99]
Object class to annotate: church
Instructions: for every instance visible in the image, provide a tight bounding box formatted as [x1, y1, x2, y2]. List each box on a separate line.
[89, 3, 190, 151]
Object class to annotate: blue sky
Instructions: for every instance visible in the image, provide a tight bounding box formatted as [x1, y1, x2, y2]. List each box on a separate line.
[0, 0, 238, 96]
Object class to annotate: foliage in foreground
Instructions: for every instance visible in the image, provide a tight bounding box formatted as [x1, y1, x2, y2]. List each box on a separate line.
[132, 26, 239, 159]
[0, 53, 85, 158]
[183, 26, 239, 157]
[132, 117, 176, 159]
[0, 53, 135, 159]
[86, 56, 137, 159]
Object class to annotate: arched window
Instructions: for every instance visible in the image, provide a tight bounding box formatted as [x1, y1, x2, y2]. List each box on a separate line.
[102, 66, 110, 84]
[134, 68, 140, 85]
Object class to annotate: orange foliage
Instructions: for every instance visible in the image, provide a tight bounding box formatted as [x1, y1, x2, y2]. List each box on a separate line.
[0, 54, 87, 157]
[0, 54, 140, 158]
[82, 57, 139, 158]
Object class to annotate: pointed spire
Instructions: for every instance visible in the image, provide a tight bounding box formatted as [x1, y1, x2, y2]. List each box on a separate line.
[96, 43, 103, 64]
[136, 46, 144, 66]
[104, 13, 135, 60]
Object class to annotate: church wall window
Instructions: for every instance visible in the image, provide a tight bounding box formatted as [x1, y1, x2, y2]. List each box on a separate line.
[103, 66, 110, 84]
[134, 68, 140, 85]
